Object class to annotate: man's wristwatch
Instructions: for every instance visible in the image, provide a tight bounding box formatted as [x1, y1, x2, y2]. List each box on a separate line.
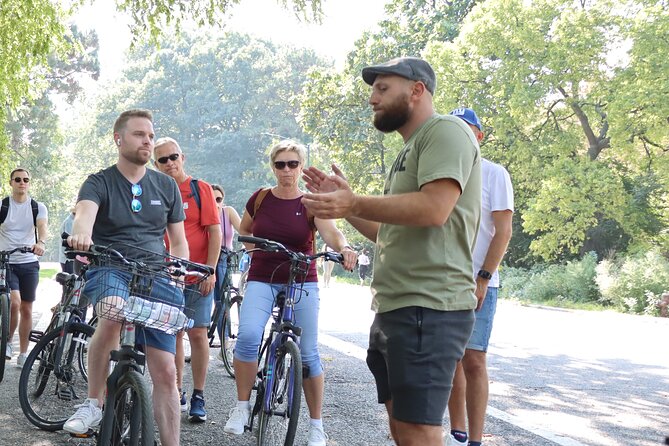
[477, 269, 492, 280]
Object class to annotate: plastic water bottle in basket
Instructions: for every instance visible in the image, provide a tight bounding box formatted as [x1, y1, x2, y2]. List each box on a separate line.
[124, 295, 193, 334]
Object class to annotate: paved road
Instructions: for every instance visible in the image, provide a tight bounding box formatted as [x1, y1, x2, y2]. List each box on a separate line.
[1, 268, 667, 445]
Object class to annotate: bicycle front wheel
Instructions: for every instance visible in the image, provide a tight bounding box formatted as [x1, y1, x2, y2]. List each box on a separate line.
[98, 369, 154, 446]
[220, 293, 242, 378]
[257, 338, 302, 446]
[0, 293, 9, 382]
[18, 322, 94, 431]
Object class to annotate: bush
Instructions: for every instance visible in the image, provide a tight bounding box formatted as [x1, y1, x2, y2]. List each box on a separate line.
[500, 252, 601, 303]
[597, 249, 669, 315]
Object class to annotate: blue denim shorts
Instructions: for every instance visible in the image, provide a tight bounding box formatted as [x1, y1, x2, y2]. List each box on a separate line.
[83, 266, 184, 354]
[184, 283, 213, 328]
[467, 286, 498, 352]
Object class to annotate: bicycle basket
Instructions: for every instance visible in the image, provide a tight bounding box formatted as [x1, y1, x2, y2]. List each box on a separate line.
[86, 251, 206, 334]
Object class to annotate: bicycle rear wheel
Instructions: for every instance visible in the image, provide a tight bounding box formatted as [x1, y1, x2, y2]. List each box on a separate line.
[220, 293, 242, 378]
[257, 338, 302, 446]
[0, 293, 9, 382]
[98, 369, 154, 446]
[18, 322, 93, 431]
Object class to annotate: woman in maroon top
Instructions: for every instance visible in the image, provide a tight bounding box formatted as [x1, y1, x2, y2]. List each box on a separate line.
[223, 140, 356, 445]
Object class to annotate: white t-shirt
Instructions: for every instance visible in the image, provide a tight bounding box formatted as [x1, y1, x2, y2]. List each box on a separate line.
[472, 159, 514, 287]
[0, 196, 48, 264]
[358, 253, 370, 266]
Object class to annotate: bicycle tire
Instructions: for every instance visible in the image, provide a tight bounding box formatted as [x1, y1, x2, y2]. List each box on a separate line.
[18, 322, 94, 431]
[257, 338, 302, 446]
[0, 293, 9, 382]
[98, 369, 154, 446]
[220, 293, 242, 378]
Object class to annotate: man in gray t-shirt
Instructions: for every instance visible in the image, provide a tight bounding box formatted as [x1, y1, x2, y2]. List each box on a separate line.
[63, 109, 189, 446]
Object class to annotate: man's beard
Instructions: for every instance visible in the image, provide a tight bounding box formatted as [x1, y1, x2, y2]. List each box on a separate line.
[121, 148, 150, 166]
[373, 93, 411, 133]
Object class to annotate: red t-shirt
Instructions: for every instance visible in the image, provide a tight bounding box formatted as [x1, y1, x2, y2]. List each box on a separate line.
[246, 189, 317, 284]
[166, 177, 220, 264]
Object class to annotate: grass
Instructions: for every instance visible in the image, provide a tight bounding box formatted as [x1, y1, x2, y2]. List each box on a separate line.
[39, 268, 58, 281]
[510, 296, 610, 312]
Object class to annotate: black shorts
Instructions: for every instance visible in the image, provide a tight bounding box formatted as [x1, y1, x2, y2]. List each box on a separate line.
[366, 306, 475, 425]
[359, 264, 370, 280]
[7, 261, 40, 302]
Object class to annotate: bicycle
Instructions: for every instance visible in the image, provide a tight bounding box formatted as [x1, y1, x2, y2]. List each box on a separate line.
[238, 235, 343, 446]
[18, 261, 94, 431]
[0, 246, 33, 382]
[62, 242, 212, 445]
[209, 246, 245, 378]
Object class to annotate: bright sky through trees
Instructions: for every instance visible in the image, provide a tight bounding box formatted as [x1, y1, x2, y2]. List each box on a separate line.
[72, 0, 388, 80]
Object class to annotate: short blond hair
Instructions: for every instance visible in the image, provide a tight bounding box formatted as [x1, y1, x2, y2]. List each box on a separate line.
[269, 140, 306, 166]
[154, 137, 182, 155]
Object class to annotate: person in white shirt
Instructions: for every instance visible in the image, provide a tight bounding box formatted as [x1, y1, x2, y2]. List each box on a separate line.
[0, 168, 49, 367]
[446, 108, 514, 446]
[357, 250, 371, 286]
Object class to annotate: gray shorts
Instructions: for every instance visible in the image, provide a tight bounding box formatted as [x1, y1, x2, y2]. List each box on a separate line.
[366, 306, 474, 425]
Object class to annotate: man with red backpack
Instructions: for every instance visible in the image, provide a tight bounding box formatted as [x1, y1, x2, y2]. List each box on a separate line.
[154, 137, 221, 423]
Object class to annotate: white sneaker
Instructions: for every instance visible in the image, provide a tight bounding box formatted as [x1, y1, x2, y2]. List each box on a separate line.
[223, 406, 249, 435]
[448, 434, 468, 446]
[5, 344, 12, 360]
[16, 353, 27, 368]
[307, 424, 328, 446]
[63, 398, 103, 434]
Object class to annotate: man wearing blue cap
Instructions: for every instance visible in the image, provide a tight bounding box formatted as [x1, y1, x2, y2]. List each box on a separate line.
[447, 107, 514, 446]
[302, 57, 481, 446]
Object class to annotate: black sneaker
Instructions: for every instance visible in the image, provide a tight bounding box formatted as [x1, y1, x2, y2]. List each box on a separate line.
[188, 394, 207, 422]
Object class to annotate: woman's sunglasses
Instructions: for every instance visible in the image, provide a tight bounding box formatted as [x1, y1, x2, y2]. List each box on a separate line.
[215, 197, 224, 203]
[156, 153, 181, 164]
[273, 160, 300, 170]
[13, 177, 30, 183]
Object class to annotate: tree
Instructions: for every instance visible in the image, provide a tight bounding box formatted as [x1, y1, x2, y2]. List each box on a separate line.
[423, 0, 669, 261]
[69, 31, 328, 214]
[0, 0, 69, 165]
[1, 0, 324, 175]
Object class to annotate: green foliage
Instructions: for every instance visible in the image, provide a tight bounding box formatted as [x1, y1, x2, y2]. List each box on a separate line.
[69, 31, 328, 214]
[114, 0, 323, 43]
[522, 159, 628, 260]
[597, 249, 669, 315]
[423, 0, 669, 262]
[0, 0, 71, 163]
[500, 252, 600, 304]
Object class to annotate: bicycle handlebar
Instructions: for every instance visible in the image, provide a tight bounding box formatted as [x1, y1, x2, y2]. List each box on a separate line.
[61, 233, 214, 277]
[237, 235, 344, 264]
[0, 246, 34, 256]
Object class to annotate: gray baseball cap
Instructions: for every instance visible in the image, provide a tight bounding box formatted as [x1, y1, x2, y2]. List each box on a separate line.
[361, 57, 436, 95]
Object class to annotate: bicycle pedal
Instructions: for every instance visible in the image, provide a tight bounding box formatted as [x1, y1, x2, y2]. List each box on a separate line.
[29, 330, 44, 343]
[69, 429, 96, 438]
[56, 385, 77, 401]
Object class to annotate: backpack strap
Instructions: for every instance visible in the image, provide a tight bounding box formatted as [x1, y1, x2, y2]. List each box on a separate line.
[31, 199, 38, 242]
[189, 178, 202, 210]
[0, 197, 8, 225]
[251, 188, 271, 218]
[0, 197, 39, 241]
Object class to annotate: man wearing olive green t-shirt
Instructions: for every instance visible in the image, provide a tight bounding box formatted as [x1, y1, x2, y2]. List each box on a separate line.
[302, 57, 481, 446]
